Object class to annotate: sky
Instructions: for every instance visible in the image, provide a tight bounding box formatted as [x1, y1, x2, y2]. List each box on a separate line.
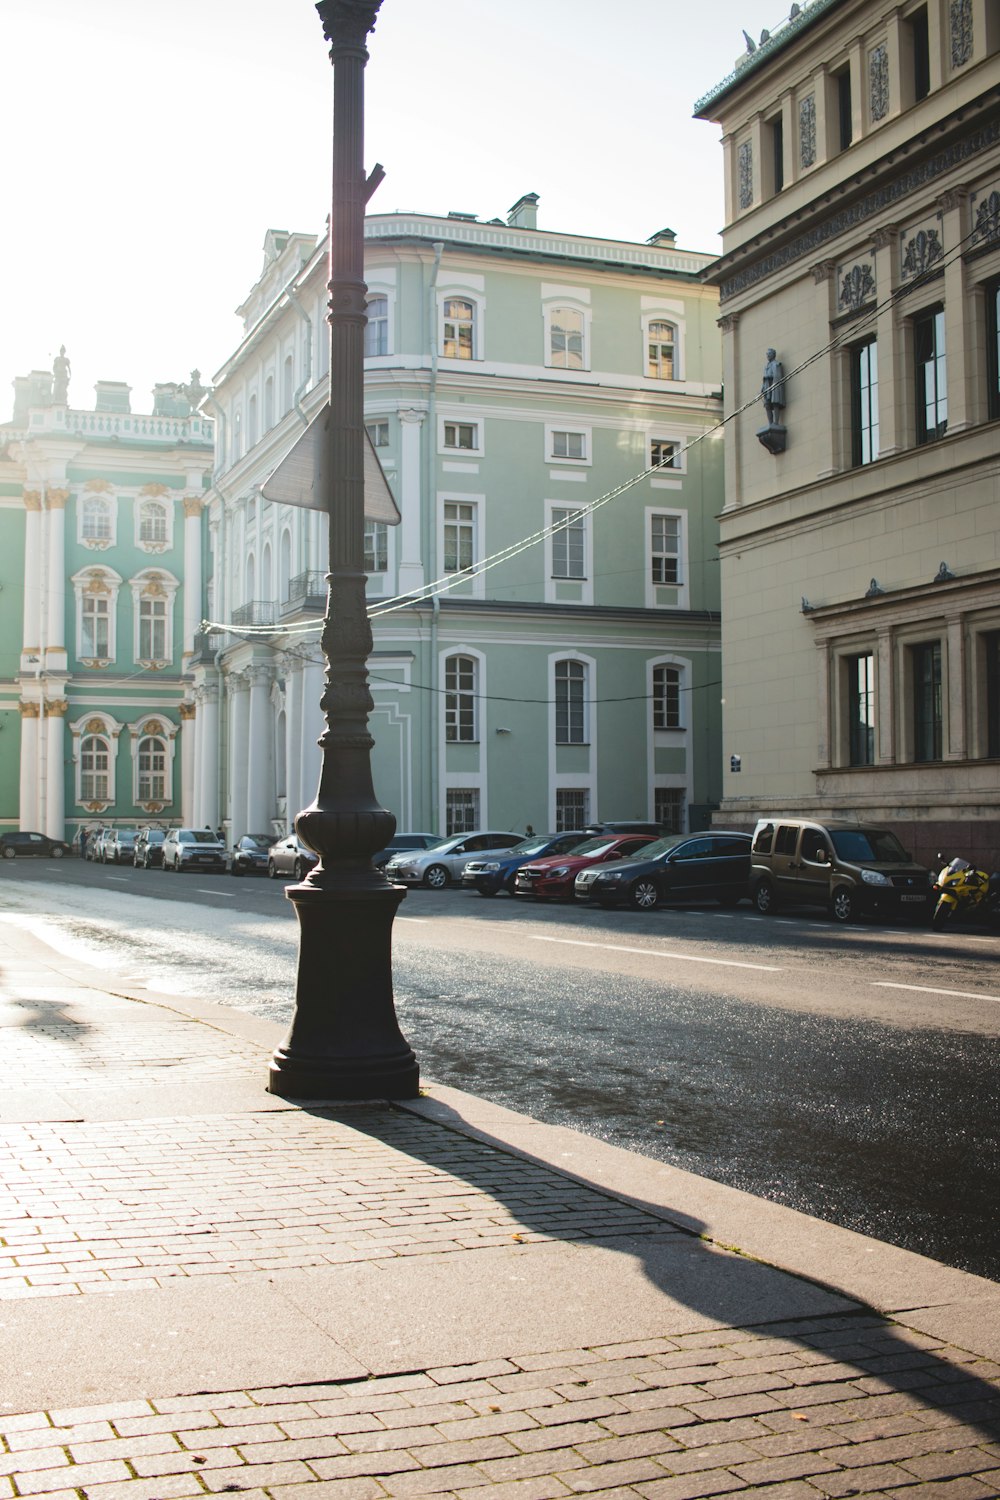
[2, 0, 782, 418]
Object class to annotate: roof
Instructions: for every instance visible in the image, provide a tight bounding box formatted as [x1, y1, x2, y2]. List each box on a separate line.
[693, 0, 844, 117]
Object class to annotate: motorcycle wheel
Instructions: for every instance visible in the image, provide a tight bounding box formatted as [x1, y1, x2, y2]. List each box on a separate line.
[931, 897, 956, 931]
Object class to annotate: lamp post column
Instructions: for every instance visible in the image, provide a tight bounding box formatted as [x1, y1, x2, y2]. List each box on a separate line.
[268, 0, 418, 1101]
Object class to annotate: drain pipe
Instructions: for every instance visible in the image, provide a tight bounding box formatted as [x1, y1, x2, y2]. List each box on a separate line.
[426, 243, 444, 837]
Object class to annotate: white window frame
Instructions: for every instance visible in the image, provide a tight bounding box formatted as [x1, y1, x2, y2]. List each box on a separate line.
[439, 416, 483, 456]
[445, 787, 481, 836]
[647, 654, 691, 831]
[364, 293, 390, 358]
[648, 434, 686, 480]
[438, 493, 484, 597]
[545, 422, 592, 466]
[641, 302, 687, 384]
[72, 565, 123, 666]
[69, 710, 122, 811]
[366, 420, 390, 448]
[553, 656, 591, 746]
[129, 713, 178, 811]
[545, 501, 593, 605]
[438, 285, 485, 363]
[543, 300, 591, 372]
[78, 487, 116, 549]
[364, 519, 389, 574]
[135, 488, 173, 552]
[130, 568, 180, 668]
[443, 652, 479, 743]
[645, 507, 689, 609]
[364, 271, 397, 361]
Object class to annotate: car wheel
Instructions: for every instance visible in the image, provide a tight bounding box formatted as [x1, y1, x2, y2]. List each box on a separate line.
[51, 846, 65, 859]
[831, 887, 856, 923]
[268, 860, 278, 879]
[424, 863, 449, 889]
[629, 879, 660, 911]
[753, 880, 776, 915]
[294, 858, 306, 881]
[2, 847, 16, 860]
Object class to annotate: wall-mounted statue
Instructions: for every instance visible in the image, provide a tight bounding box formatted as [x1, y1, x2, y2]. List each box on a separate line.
[757, 347, 787, 454]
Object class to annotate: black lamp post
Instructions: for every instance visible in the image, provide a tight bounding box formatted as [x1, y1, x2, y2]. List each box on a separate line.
[268, 0, 419, 1101]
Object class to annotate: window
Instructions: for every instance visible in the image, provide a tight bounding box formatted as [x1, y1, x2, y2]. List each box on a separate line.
[138, 499, 168, 545]
[443, 501, 476, 574]
[80, 735, 111, 802]
[364, 520, 388, 574]
[365, 295, 388, 357]
[835, 65, 853, 149]
[232, 409, 243, 463]
[139, 595, 167, 661]
[851, 339, 880, 465]
[769, 113, 784, 193]
[987, 280, 1000, 422]
[551, 509, 586, 579]
[81, 594, 110, 659]
[555, 660, 587, 744]
[647, 321, 676, 380]
[551, 430, 586, 460]
[912, 641, 942, 761]
[247, 393, 258, 448]
[907, 7, 930, 100]
[445, 655, 477, 742]
[283, 353, 294, 412]
[446, 788, 479, 835]
[655, 788, 685, 833]
[443, 298, 474, 360]
[82, 495, 112, 542]
[915, 307, 947, 443]
[653, 666, 681, 730]
[549, 306, 584, 369]
[650, 439, 679, 471]
[556, 789, 589, 830]
[137, 736, 167, 802]
[444, 421, 477, 450]
[366, 421, 389, 447]
[650, 514, 681, 585]
[986, 631, 1000, 759]
[263, 375, 274, 431]
[847, 653, 875, 765]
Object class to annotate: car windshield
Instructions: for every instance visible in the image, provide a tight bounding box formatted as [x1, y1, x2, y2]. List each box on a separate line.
[830, 829, 909, 863]
[567, 837, 620, 858]
[118, 831, 137, 841]
[181, 830, 220, 844]
[145, 831, 165, 843]
[244, 836, 272, 849]
[619, 835, 684, 862]
[510, 838, 553, 856]
[425, 836, 465, 853]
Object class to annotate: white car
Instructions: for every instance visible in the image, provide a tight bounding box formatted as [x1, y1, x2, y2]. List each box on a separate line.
[161, 828, 227, 873]
[383, 831, 522, 889]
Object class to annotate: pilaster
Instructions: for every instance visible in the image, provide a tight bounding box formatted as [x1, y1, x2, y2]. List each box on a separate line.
[397, 407, 426, 594]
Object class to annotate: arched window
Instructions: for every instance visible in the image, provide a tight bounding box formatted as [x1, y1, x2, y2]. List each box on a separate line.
[138, 594, 168, 662]
[647, 321, 676, 380]
[80, 734, 111, 802]
[279, 528, 292, 604]
[130, 570, 178, 666]
[283, 353, 294, 412]
[245, 552, 255, 603]
[555, 659, 587, 744]
[443, 298, 475, 360]
[549, 306, 585, 369]
[80, 590, 111, 659]
[247, 393, 258, 447]
[82, 494, 113, 542]
[365, 295, 389, 357]
[263, 375, 274, 431]
[232, 409, 243, 462]
[652, 665, 682, 730]
[138, 498, 168, 545]
[261, 542, 273, 601]
[137, 736, 168, 802]
[445, 654, 477, 741]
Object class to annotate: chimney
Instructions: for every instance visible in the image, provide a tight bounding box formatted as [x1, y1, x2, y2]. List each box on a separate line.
[507, 193, 539, 230]
[647, 227, 678, 247]
[94, 380, 132, 414]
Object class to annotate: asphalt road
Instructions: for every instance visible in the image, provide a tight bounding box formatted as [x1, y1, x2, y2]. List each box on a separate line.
[3, 855, 999, 1281]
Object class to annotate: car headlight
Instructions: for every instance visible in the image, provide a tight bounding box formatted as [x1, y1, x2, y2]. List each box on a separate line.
[603, 871, 624, 881]
[549, 866, 570, 878]
[481, 862, 500, 872]
[861, 869, 891, 886]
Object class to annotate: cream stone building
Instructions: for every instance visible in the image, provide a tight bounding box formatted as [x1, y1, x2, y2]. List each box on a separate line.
[695, 0, 1000, 868]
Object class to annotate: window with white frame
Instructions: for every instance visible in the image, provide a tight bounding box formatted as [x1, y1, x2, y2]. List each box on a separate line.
[650, 438, 680, 471]
[283, 353, 294, 412]
[650, 513, 682, 585]
[131, 571, 177, 666]
[655, 787, 685, 833]
[137, 735, 168, 801]
[73, 567, 121, 664]
[81, 493, 114, 544]
[647, 320, 677, 380]
[444, 420, 478, 451]
[653, 665, 682, 729]
[365, 295, 389, 357]
[366, 420, 389, 447]
[555, 659, 588, 744]
[80, 734, 111, 802]
[248, 393, 258, 448]
[263, 375, 274, 431]
[548, 306, 585, 370]
[556, 788, 590, 830]
[232, 409, 243, 463]
[445, 655, 477, 741]
[551, 508, 586, 579]
[446, 788, 479, 835]
[443, 500, 476, 574]
[364, 520, 388, 574]
[551, 429, 587, 461]
[81, 593, 111, 659]
[443, 298, 475, 360]
[137, 497, 169, 546]
[139, 595, 167, 661]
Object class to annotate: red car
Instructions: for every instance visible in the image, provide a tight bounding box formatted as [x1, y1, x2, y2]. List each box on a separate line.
[513, 833, 658, 901]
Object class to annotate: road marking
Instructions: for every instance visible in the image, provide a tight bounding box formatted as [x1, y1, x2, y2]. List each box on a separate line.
[875, 981, 1000, 1005]
[398, 916, 429, 924]
[532, 935, 781, 972]
[106, 876, 127, 883]
[196, 887, 236, 897]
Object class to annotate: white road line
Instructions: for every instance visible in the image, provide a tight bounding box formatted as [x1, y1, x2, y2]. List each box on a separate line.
[196, 887, 236, 897]
[398, 916, 429, 924]
[106, 876, 127, 883]
[532, 935, 781, 972]
[875, 981, 1000, 1005]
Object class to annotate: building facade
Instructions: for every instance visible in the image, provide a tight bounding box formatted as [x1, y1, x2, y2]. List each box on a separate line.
[192, 201, 725, 843]
[0, 363, 212, 842]
[695, 0, 1000, 866]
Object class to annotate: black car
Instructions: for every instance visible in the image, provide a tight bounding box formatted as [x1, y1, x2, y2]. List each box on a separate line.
[135, 828, 167, 869]
[575, 831, 753, 910]
[0, 830, 70, 860]
[230, 833, 274, 876]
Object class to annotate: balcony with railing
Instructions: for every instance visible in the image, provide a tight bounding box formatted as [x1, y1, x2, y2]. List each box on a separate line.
[281, 571, 327, 616]
[231, 601, 277, 629]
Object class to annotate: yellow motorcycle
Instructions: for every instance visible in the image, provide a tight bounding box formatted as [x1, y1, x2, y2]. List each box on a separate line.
[931, 855, 1000, 931]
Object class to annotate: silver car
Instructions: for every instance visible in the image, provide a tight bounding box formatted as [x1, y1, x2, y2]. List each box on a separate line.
[383, 831, 522, 889]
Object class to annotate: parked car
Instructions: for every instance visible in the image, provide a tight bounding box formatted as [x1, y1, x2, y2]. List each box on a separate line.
[230, 833, 275, 876]
[373, 833, 440, 870]
[583, 821, 666, 836]
[750, 818, 932, 923]
[384, 831, 522, 889]
[576, 832, 753, 910]
[161, 827, 227, 874]
[268, 835, 318, 881]
[134, 828, 167, 869]
[0, 830, 70, 860]
[83, 828, 104, 860]
[462, 832, 591, 896]
[90, 828, 118, 864]
[514, 833, 658, 901]
[105, 829, 138, 865]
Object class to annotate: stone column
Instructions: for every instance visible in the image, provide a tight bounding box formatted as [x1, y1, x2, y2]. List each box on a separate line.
[45, 489, 68, 668]
[939, 189, 972, 432]
[283, 653, 304, 828]
[179, 701, 196, 824]
[44, 698, 67, 840]
[183, 495, 204, 666]
[397, 408, 426, 594]
[872, 225, 903, 457]
[945, 612, 966, 760]
[719, 314, 740, 506]
[22, 491, 43, 663]
[228, 671, 251, 836]
[197, 683, 221, 828]
[811, 261, 838, 477]
[876, 626, 895, 765]
[19, 702, 40, 830]
[246, 662, 274, 834]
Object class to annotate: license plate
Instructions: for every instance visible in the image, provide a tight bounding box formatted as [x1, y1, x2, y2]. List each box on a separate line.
[900, 893, 925, 902]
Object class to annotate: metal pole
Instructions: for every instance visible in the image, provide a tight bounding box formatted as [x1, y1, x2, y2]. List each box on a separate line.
[268, 0, 418, 1101]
